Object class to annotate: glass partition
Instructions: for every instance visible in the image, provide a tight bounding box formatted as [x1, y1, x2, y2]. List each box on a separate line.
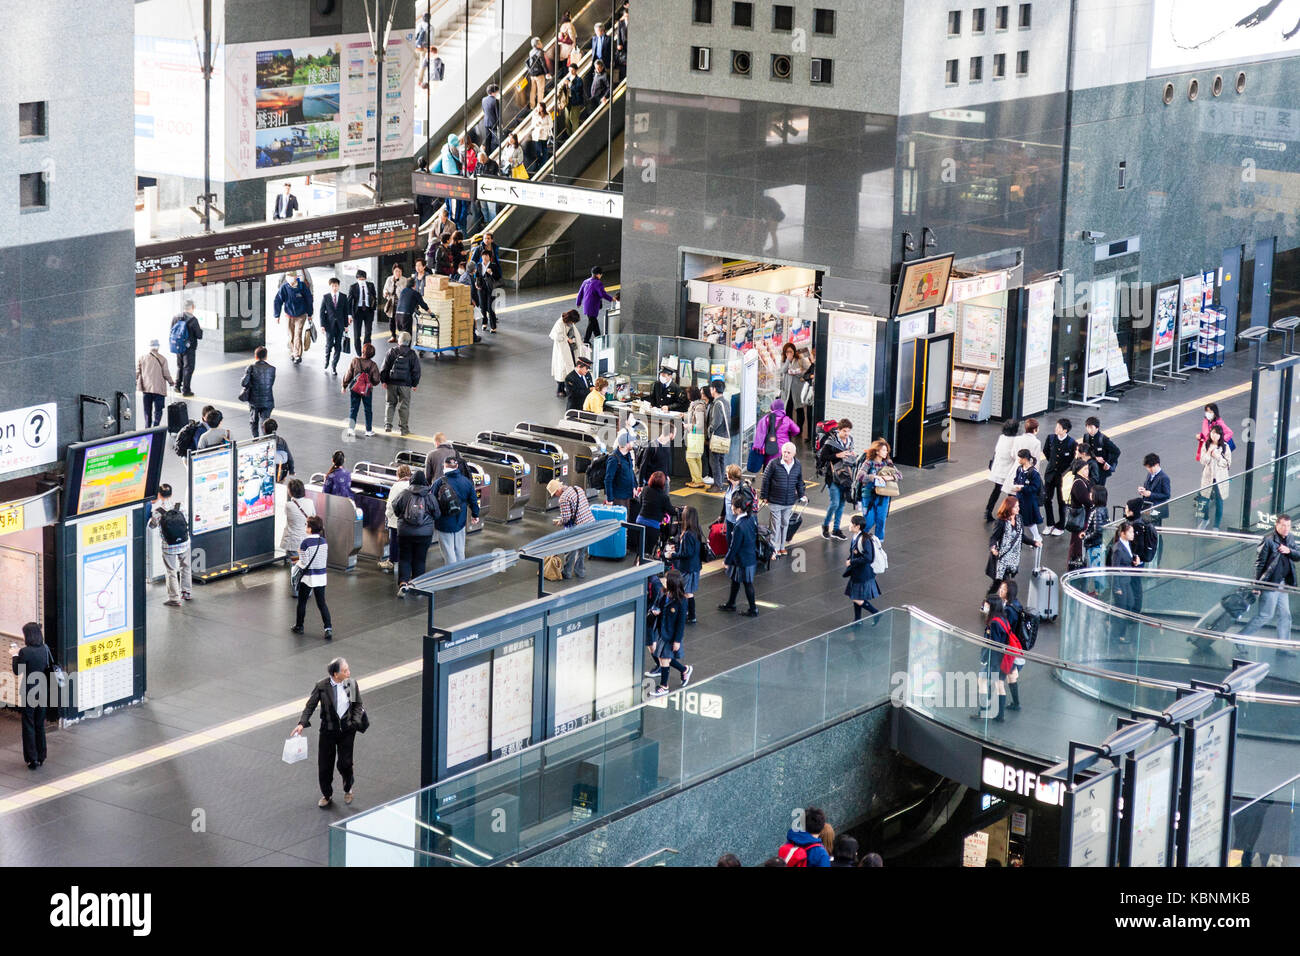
[1231, 772, 1300, 867]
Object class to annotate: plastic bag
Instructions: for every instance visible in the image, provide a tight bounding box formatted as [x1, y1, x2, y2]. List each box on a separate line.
[282, 736, 309, 765]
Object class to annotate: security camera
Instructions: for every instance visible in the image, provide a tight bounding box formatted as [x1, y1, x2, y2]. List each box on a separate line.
[1082, 230, 1106, 243]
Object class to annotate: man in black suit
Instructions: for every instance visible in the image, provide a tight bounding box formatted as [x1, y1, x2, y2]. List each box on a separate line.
[292, 657, 365, 808]
[479, 84, 501, 153]
[565, 356, 594, 411]
[273, 182, 298, 220]
[348, 269, 377, 354]
[319, 277, 351, 374]
[1138, 452, 1172, 525]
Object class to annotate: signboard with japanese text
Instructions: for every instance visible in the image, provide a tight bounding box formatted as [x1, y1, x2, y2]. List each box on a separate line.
[73, 508, 137, 712]
[477, 175, 623, 219]
[0, 403, 57, 478]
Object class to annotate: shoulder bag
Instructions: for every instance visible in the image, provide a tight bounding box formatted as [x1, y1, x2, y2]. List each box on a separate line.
[875, 465, 901, 498]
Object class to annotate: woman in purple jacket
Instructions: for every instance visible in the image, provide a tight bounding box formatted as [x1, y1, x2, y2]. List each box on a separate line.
[576, 266, 618, 344]
[752, 399, 801, 467]
[321, 450, 356, 502]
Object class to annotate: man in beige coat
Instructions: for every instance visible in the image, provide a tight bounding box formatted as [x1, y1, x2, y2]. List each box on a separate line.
[136, 339, 175, 428]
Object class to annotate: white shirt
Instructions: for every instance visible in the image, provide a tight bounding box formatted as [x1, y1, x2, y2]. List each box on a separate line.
[332, 678, 349, 719]
[781, 460, 794, 474]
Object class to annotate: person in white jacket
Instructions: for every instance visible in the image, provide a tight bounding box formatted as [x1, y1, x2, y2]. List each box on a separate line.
[985, 419, 1022, 522]
[1001, 417, 1044, 495]
[1198, 424, 1231, 531]
[378, 464, 412, 573]
[282, 478, 317, 560]
[550, 310, 581, 397]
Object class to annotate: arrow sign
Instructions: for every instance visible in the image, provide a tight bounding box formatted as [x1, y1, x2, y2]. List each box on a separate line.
[475, 175, 622, 219]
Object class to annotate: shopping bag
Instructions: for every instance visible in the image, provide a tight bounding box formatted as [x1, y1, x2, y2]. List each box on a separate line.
[282, 736, 308, 765]
[544, 554, 564, 581]
[686, 431, 705, 456]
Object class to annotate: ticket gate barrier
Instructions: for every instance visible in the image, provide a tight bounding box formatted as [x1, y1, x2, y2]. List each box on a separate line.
[512, 422, 603, 498]
[305, 475, 365, 570]
[393, 447, 522, 524]
[347, 467, 398, 560]
[361, 460, 489, 535]
[475, 431, 569, 512]
[562, 409, 621, 442]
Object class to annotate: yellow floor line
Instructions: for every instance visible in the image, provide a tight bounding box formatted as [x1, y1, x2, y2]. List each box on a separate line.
[186, 396, 441, 447]
[0, 379, 1246, 816]
[0, 659, 424, 818]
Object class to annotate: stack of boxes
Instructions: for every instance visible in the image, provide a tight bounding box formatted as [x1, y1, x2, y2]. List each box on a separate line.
[415, 275, 476, 350]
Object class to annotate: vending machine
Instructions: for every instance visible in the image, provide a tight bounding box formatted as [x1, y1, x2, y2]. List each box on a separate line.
[894, 332, 954, 468]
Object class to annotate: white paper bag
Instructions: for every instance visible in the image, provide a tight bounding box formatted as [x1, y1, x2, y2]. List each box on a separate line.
[282, 736, 308, 765]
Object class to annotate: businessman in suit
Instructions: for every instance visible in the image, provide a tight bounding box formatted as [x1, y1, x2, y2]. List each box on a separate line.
[348, 269, 378, 354]
[319, 277, 351, 374]
[292, 657, 365, 808]
[273, 182, 298, 220]
[479, 84, 502, 153]
[590, 21, 613, 71]
[1138, 452, 1172, 525]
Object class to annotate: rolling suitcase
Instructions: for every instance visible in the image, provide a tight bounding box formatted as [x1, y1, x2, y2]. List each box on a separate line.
[588, 503, 627, 559]
[708, 521, 729, 559]
[1028, 547, 1059, 622]
[785, 502, 805, 540]
[167, 401, 190, 434]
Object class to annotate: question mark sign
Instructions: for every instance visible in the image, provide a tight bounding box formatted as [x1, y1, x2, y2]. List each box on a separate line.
[23, 411, 46, 448]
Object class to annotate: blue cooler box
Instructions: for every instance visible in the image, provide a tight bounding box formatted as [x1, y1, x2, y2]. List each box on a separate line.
[588, 504, 628, 559]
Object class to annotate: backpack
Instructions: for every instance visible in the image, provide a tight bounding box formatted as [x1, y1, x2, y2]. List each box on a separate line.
[173, 420, 200, 458]
[402, 489, 433, 526]
[159, 506, 189, 545]
[169, 318, 190, 355]
[1014, 605, 1038, 651]
[385, 351, 410, 385]
[351, 370, 372, 396]
[586, 452, 608, 490]
[731, 479, 756, 515]
[434, 477, 462, 517]
[813, 420, 839, 457]
[762, 412, 779, 457]
[778, 841, 812, 867]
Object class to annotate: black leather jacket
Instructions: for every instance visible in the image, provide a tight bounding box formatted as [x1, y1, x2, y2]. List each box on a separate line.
[1255, 531, 1300, 586]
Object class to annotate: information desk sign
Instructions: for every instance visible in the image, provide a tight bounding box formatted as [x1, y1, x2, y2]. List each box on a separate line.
[1179, 706, 1235, 867]
[1122, 736, 1178, 867]
[1062, 767, 1118, 867]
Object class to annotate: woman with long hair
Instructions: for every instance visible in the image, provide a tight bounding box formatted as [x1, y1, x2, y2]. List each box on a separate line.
[648, 569, 693, 697]
[322, 450, 355, 501]
[1199, 423, 1231, 531]
[549, 309, 581, 397]
[1066, 458, 1093, 569]
[778, 342, 811, 432]
[857, 438, 899, 542]
[665, 504, 703, 623]
[987, 495, 1025, 585]
[683, 385, 710, 488]
[984, 419, 1021, 521]
[9, 622, 51, 768]
[973, 595, 1013, 721]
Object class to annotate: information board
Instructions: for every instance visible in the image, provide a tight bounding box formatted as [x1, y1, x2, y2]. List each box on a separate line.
[553, 620, 597, 734]
[959, 305, 1003, 368]
[270, 225, 345, 272]
[491, 638, 535, 756]
[1179, 274, 1205, 338]
[594, 608, 637, 719]
[190, 446, 234, 535]
[191, 241, 271, 284]
[1086, 313, 1111, 374]
[445, 660, 491, 770]
[1128, 738, 1176, 867]
[1021, 279, 1056, 417]
[76, 434, 155, 515]
[1183, 708, 1233, 867]
[1067, 770, 1116, 867]
[894, 254, 954, 317]
[412, 171, 474, 201]
[1153, 285, 1178, 351]
[74, 508, 137, 712]
[0, 546, 41, 639]
[0, 402, 57, 478]
[236, 438, 277, 524]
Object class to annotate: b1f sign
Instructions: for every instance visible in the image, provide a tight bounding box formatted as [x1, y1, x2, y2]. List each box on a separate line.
[0, 403, 57, 477]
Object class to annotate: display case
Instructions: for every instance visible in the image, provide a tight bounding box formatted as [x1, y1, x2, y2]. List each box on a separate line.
[1196, 307, 1226, 370]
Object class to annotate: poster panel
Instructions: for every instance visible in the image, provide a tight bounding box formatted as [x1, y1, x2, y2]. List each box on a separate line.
[190, 446, 233, 535]
[75, 509, 137, 712]
[1149, 0, 1300, 74]
[445, 660, 491, 770]
[1153, 285, 1178, 351]
[236, 438, 277, 524]
[1179, 274, 1204, 338]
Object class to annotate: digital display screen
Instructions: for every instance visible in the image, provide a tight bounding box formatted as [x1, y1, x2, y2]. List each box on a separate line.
[347, 216, 418, 258]
[190, 242, 270, 283]
[75, 434, 154, 515]
[270, 227, 345, 272]
[135, 253, 186, 296]
[411, 172, 474, 201]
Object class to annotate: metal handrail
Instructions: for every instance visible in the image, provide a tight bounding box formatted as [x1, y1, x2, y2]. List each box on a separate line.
[624, 847, 680, 867]
[1231, 770, 1300, 817]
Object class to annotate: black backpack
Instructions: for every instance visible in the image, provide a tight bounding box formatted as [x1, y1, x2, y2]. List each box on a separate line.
[434, 477, 461, 517]
[402, 489, 433, 526]
[732, 479, 756, 515]
[586, 452, 608, 490]
[159, 506, 189, 545]
[173, 420, 200, 458]
[762, 412, 778, 457]
[1014, 605, 1038, 651]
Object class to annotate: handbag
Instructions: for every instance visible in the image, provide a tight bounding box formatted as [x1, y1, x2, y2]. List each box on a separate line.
[511, 164, 529, 180]
[985, 551, 1000, 579]
[1193, 494, 1210, 520]
[351, 708, 371, 734]
[709, 434, 731, 455]
[544, 554, 564, 581]
[342, 336, 351, 354]
[281, 736, 309, 765]
[746, 447, 766, 473]
[875, 466, 901, 498]
[238, 365, 252, 403]
[686, 430, 705, 456]
[800, 380, 814, 406]
[290, 561, 303, 598]
[1064, 504, 1087, 533]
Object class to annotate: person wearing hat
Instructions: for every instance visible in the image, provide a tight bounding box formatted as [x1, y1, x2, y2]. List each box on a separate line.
[550, 476, 595, 578]
[650, 366, 684, 412]
[136, 338, 175, 428]
[431, 456, 479, 565]
[564, 355, 595, 412]
[604, 434, 638, 514]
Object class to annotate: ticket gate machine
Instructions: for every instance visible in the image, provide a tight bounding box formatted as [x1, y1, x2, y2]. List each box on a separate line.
[305, 474, 365, 570]
[475, 431, 568, 512]
[512, 422, 603, 498]
[393, 447, 524, 524]
[366, 460, 489, 534]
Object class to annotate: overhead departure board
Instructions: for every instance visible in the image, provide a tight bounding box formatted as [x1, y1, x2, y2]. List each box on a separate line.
[348, 216, 418, 258]
[135, 253, 187, 296]
[270, 226, 345, 272]
[192, 241, 270, 284]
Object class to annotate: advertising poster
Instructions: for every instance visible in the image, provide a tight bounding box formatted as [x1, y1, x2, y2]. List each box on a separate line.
[959, 305, 1003, 368]
[445, 661, 490, 769]
[1149, 0, 1300, 74]
[1153, 286, 1178, 350]
[1184, 709, 1232, 867]
[1024, 281, 1054, 368]
[490, 638, 534, 756]
[190, 446, 233, 536]
[1087, 313, 1112, 374]
[829, 339, 872, 404]
[553, 622, 596, 734]
[895, 256, 953, 316]
[76, 433, 155, 515]
[594, 610, 636, 720]
[236, 438, 277, 524]
[75, 509, 136, 712]
[226, 33, 413, 179]
[1179, 274, 1204, 338]
[135, 34, 224, 179]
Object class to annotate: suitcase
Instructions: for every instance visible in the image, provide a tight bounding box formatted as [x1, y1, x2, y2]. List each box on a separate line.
[786, 503, 805, 540]
[1189, 587, 1256, 649]
[588, 503, 627, 559]
[708, 521, 729, 559]
[1028, 547, 1059, 622]
[167, 401, 190, 434]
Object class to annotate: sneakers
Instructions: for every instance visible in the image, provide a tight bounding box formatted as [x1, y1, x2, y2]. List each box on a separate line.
[821, 526, 830, 539]
[384, 424, 392, 433]
[324, 627, 334, 640]
[681, 665, 694, 687]
[318, 796, 332, 808]
[291, 625, 304, 634]
[365, 430, 375, 437]
[1048, 527, 1065, 536]
[648, 685, 670, 698]
[344, 790, 353, 805]
[830, 529, 847, 541]
[377, 559, 394, 572]
[182, 592, 193, 601]
[644, 668, 662, 678]
[164, 600, 182, 607]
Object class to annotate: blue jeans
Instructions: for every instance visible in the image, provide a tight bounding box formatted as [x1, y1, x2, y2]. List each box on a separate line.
[143, 392, 165, 428]
[861, 493, 890, 541]
[823, 483, 845, 531]
[1240, 588, 1293, 647]
[349, 390, 373, 430]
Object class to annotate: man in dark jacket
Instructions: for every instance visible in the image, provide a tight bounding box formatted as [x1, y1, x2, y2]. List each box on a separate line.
[1042, 418, 1077, 535]
[431, 456, 480, 565]
[559, 61, 588, 136]
[705, 380, 731, 490]
[604, 438, 637, 511]
[1082, 416, 1121, 486]
[638, 423, 675, 485]
[380, 331, 421, 436]
[291, 657, 365, 808]
[394, 469, 440, 591]
[273, 273, 314, 365]
[1124, 498, 1159, 564]
[172, 300, 203, 396]
[1238, 514, 1300, 652]
[240, 346, 277, 438]
[479, 84, 502, 152]
[425, 432, 456, 480]
[590, 57, 612, 104]
[348, 269, 378, 354]
[760, 441, 806, 555]
[565, 356, 594, 411]
[394, 277, 429, 337]
[319, 277, 351, 374]
[1138, 452, 1171, 524]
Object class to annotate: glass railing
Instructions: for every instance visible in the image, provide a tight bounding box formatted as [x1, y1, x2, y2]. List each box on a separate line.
[1231, 772, 1300, 867]
[329, 610, 897, 866]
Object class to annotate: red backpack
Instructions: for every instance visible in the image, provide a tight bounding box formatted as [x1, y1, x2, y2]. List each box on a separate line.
[777, 841, 812, 866]
[351, 370, 373, 396]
